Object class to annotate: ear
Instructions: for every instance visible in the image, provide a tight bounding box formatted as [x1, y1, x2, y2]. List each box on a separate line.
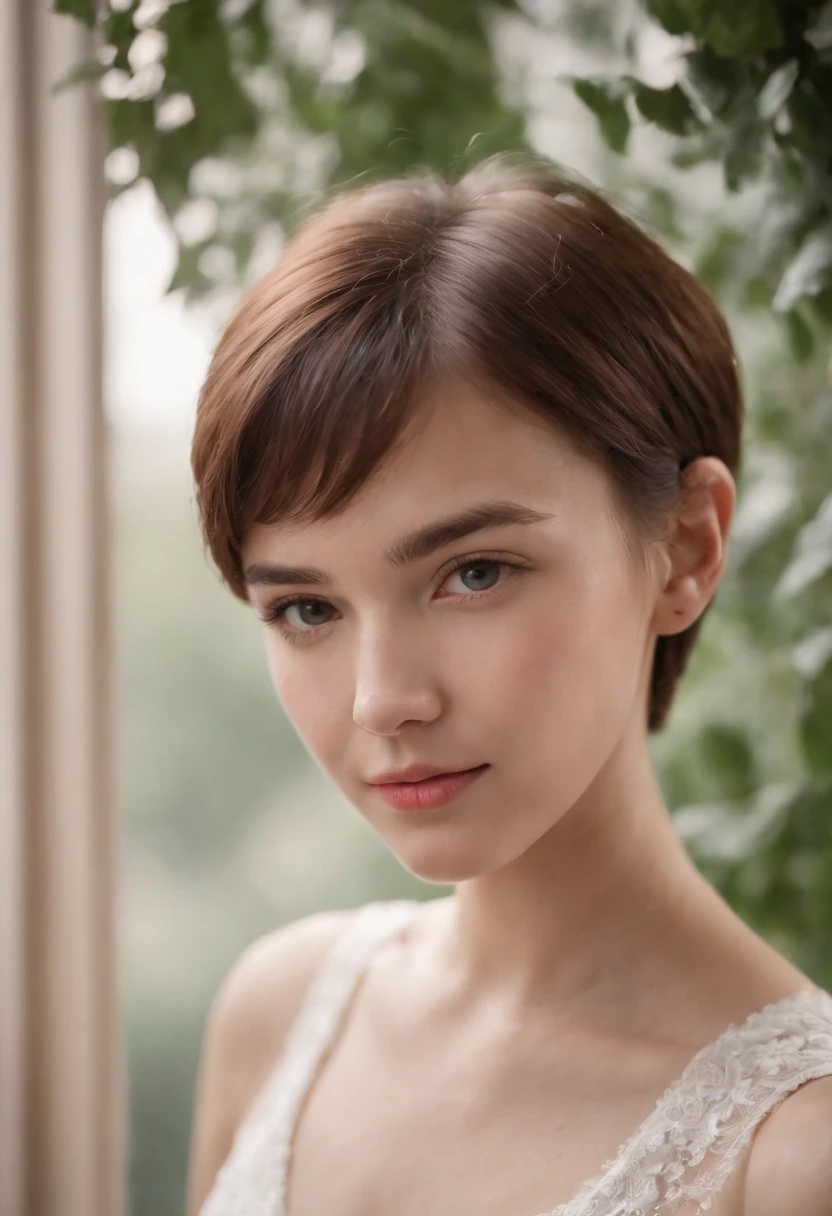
[651, 456, 736, 638]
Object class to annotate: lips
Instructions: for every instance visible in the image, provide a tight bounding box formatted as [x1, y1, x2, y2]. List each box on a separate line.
[367, 763, 485, 785]
[369, 764, 490, 811]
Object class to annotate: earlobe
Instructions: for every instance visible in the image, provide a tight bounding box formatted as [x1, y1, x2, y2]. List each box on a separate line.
[654, 573, 706, 637]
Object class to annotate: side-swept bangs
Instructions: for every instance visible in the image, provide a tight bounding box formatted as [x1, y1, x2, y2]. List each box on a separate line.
[191, 152, 742, 731]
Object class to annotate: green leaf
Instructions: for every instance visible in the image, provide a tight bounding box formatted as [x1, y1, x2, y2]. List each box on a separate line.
[704, 1, 783, 56]
[646, 0, 783, 56]
[673, 781, 795, 862]
[800, 654, 832, 777]
[694, 225, 746, 293]
[723, 112, 766, 191]
[571, 76, 631, 154]
[684, 46, 739, 117]
[786, 80, 832, 158]
[51, 55, 108, 95]
[793, 628, 832, 681]
[775, 493, 832, 598]
[773, 226, 832, 312]
[165, 240, 215, 297]
[757, 60, 799, 120]
[644, 0, 695, 37]
[234, 2, 271, 65]
[784, 309, 815, 362]
[52, 0, 97, 27]
[814, 284, 832, 323]
[104, 9, 135, 71]
[633, 82, 700, 135]
[805, 1, 832, 52]
[698, 724, 758, 802]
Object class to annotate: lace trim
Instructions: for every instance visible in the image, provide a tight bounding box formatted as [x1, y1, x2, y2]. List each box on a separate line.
[540, 986, 832, 1216]
[198, 900, 419, 1216]
[200, 900, 832, 1216]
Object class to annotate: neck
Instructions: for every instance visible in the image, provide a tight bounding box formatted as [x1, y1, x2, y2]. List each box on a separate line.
[438, 724, 761, 1039]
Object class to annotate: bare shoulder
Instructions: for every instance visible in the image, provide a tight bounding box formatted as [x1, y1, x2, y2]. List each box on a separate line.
[186, 906, 356, 1216]
[743, 1074, 832, 1216]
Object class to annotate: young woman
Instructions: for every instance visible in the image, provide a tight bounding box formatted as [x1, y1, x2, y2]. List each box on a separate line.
[186, 154, 832, 1216]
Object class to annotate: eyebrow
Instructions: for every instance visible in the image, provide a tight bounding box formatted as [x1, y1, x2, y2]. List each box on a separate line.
[243, 500, 555, 589]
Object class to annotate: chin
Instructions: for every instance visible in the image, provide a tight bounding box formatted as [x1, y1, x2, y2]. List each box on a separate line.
[388, 835, 518, 885]
[400, 858, 489, 885]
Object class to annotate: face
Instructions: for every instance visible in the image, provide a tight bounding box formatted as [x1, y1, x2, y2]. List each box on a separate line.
[242, 379, 660, 884]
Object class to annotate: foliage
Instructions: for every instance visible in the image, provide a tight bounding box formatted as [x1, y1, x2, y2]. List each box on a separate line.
[55, 0, 526, 295]
[565, 0, 832, 992]
[572, 0, 832, 329]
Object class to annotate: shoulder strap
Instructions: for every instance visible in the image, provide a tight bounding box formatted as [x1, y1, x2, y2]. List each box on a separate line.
[199, 899, 420, 1216]
[660, 986, 832, 1208]
[548, 986, 832, 1216]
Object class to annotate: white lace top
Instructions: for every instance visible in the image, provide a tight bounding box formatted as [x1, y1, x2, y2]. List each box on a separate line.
[199, 898, 832, 1216]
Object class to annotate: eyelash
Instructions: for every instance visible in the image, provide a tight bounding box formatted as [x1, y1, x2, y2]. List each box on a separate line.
[257, 553, 528, 646]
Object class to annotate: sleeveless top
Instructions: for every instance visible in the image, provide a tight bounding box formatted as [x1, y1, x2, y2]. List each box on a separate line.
[199, 898, 832, 1216]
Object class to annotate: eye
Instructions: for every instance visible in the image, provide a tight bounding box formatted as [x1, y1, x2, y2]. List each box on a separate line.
[442, 558, 503, 595]
[259, 597, 335, 634]
[257, 552, 528, 643]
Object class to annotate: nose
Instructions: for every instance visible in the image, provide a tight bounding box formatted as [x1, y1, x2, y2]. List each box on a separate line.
[352, 623, 443, 735]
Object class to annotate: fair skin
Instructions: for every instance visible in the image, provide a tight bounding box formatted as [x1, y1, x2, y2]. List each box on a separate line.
[188, 378, 832, 1215]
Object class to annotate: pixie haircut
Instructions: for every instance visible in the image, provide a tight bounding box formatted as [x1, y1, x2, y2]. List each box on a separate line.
[191, 153, 742, 733]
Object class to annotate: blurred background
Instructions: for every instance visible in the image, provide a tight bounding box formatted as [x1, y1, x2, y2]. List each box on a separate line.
[7, 2, 832, 1215]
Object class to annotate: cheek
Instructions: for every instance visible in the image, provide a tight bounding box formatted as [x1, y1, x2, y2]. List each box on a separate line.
[490, 563, 646, 748]
[264, 644, 345, 764]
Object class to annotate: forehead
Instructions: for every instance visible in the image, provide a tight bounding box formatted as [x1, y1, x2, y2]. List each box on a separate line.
[244, 379, 611, 559]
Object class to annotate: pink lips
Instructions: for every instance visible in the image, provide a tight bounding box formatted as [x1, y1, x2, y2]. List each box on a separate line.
[370, 764, 490, 811]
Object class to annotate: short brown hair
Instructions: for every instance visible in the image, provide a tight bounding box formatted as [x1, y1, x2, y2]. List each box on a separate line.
[191, 152, 742, 732]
